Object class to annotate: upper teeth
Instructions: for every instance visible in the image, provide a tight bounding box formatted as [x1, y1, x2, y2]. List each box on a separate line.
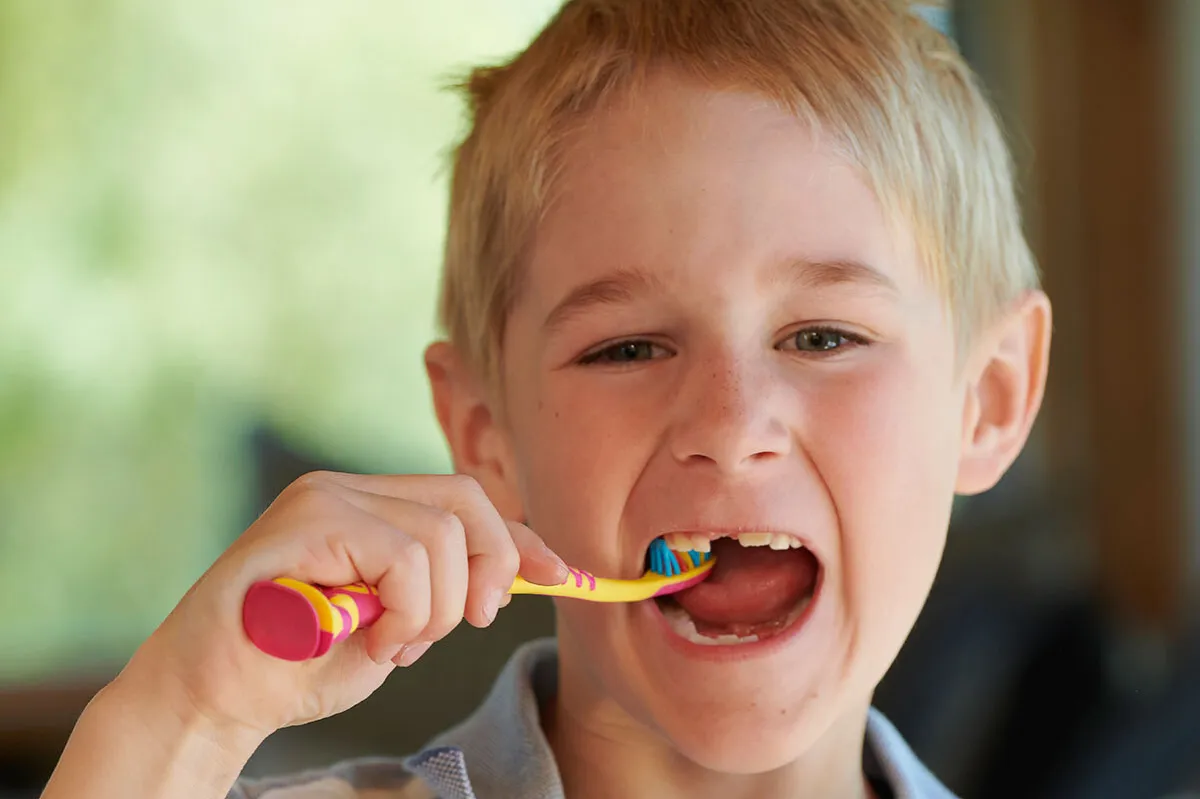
[663, 532, 804, 552]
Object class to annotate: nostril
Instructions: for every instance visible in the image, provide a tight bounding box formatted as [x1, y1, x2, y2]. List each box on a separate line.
[669, 410, 792, 470]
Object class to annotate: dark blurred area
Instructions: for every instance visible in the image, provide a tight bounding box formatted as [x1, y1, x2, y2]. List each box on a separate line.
[2, 1, 1198, 797]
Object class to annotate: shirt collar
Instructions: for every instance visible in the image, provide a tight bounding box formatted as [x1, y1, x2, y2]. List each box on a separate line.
[405, 638, 956, 799]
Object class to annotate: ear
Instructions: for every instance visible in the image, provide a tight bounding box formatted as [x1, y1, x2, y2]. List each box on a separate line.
[956, 290, 1052, 495]
[424, 341, 525, 520]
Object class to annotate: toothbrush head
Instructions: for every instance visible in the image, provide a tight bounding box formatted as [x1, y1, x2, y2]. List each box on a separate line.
[647, 537, 713, 577]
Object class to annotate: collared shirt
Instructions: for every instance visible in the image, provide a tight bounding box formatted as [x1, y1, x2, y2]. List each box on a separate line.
[231, 638, 959, 799]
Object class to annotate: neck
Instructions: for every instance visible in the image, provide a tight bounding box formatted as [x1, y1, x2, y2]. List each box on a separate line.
[544, 663, 877, 799]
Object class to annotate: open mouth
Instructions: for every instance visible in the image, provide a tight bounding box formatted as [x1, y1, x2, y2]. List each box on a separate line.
[650, 533, 821, 646]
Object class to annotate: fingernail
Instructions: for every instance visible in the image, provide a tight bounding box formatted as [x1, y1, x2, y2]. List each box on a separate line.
[395, 641, 431, 668]
[499, 593, 513, 609]
[376, 645, 402, 665]
[483, 589, 504, 624]
[541, 542, 569, 580]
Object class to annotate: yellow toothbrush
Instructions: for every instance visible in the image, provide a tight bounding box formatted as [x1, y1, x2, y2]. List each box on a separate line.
[243, 539, 714, 661]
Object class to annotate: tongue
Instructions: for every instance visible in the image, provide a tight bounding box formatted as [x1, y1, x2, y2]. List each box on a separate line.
[672, 538, 818, 627]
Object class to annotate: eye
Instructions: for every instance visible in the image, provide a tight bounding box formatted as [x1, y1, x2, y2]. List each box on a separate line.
[579, 339, 668, 365]
[778, 326, 866, 355]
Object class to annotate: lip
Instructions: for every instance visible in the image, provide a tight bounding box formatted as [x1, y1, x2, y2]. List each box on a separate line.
[638, 561, 826, 661]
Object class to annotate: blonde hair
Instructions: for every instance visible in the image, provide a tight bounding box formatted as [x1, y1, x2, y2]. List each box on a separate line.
[437, 0, 1039, 385]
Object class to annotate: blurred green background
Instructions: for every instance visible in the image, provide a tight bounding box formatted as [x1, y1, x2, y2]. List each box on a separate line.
[0, 0, 564, 684]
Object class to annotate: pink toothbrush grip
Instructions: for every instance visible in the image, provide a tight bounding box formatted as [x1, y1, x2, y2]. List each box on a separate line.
[243, 579, 383, 661]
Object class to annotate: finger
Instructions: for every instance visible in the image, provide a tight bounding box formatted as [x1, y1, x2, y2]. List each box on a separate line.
[255, 486, 433, 663]
[506, 521, 569, 586]
[362, 536, 431, 664]
[444, 477, 519, 629]
[312, 472, 519, 629]
[399, 504, 469, 644]
[299, 471, 474, 500]
[313, 484, 472, 642]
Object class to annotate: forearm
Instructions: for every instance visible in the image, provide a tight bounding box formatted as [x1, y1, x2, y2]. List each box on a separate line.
[41, 678, 264, 799]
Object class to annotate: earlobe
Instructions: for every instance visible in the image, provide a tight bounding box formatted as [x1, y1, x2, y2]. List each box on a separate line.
[955, 291, 1052, 495]
[424, 342, 525, 519]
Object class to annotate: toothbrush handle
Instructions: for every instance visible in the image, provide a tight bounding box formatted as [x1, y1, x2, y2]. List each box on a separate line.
[243, 579, 384, 661]
[244, 568, 603, 661]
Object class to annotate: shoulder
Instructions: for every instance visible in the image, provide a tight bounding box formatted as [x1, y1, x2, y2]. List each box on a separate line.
[227, 758, 437, 799]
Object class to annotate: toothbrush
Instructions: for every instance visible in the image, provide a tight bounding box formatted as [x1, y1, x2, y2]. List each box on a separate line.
[242, 538, 714, 661]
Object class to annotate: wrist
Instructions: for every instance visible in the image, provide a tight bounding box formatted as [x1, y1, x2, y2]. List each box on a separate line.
[99, 664, 267, 767]
[43, 669, 267, 799]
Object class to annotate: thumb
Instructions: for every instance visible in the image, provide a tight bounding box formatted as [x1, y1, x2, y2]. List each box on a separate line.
[506, 521, 569, 587]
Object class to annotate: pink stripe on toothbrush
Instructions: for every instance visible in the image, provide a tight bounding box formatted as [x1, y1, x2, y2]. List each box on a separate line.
[567, 566, 596, 590]
[651, 569, 711, 597]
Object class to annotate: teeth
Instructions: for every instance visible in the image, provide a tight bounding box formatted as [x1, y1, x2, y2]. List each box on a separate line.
[664, 533, 691, 551]
[661, 532, 713, 554]
[661, 532, 806, 552]
[660, 602, 760, 646]
[660, 594, 814, 646]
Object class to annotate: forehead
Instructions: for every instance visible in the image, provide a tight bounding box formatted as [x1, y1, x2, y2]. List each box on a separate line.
[518, 73, 926, 317]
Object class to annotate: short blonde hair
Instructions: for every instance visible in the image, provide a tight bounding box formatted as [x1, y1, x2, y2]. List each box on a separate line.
[437, 0, 1039, 385]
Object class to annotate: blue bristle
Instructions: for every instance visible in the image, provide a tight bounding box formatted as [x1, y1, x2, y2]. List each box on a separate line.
[646, 540, 717, 575]
[647, 538, 680, 576]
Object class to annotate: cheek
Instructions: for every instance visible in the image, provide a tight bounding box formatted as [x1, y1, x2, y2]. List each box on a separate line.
[509, 377, 663, 565]
[813, 353, 961, 651]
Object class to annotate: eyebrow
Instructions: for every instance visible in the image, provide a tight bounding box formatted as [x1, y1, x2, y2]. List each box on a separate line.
[542, 258, 897, 332]
[542, 267, 665, 332]
[782, 258, 899, 294]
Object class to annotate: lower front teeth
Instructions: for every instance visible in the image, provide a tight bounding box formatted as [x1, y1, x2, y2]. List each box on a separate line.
[659, 596, 812, 646]
[660, 603, 759, 645]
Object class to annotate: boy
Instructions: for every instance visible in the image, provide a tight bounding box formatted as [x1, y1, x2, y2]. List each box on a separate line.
[43, 0, 1051, 796]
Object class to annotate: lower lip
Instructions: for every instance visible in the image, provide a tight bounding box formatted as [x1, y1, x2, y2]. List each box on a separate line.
[639, 567, 825, 661]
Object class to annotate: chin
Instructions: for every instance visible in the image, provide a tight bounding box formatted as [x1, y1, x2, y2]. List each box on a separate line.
[655, 705, 828, 774]
[615, 633, 853, 776]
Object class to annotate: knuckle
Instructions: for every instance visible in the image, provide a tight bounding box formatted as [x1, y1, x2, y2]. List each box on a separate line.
[393, 536, 430, 573]
[499, 544, 521, 577]
[284, 480, 338, 516]
[491, 537, 521, 579]
[291, 470, 336, 491]
[422, 537, 455, 570]
[448, 473, 486, 501]
[427, 508, 466, 541]
[382, 551, 431, 634]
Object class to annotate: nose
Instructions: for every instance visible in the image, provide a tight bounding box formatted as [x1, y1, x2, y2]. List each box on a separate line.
[668, 352, 793, 473]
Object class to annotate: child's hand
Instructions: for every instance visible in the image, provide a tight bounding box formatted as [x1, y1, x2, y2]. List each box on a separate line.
[116, 471, 567, 740]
